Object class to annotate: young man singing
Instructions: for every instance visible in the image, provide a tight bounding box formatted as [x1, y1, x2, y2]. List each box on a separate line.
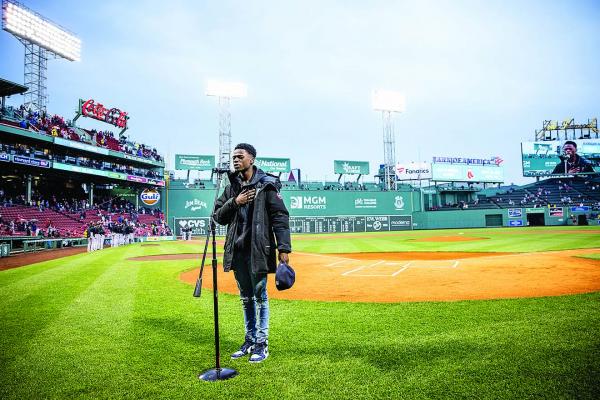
[213, 143, 291, 363]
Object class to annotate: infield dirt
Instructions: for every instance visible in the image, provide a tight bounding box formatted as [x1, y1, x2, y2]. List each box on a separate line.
[173, 248, 600, 302]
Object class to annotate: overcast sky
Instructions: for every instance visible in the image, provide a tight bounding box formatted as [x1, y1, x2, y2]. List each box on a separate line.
[1, 0, 599, 184]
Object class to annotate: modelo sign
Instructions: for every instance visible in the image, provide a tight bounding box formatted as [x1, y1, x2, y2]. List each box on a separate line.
[140, 188, 160, 206]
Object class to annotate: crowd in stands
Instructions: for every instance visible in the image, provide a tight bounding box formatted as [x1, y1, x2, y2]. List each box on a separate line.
[299, 182, 373, 191]
[426, 178, 600, 211]
[84, 214, 171, 239]
[1, 105, 163, 162]
[0, 142, 51, 159]
[491, 178, 600, 210]
[0, 189, 171, 238]
[0, 142, 162, 179]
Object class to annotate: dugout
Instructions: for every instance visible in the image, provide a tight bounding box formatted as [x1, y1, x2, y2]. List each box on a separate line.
[526, 211, 545, 226]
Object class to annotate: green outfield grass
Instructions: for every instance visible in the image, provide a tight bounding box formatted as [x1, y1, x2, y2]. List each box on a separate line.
[0, 227, 599, 399]
[292, 226, 600, 253]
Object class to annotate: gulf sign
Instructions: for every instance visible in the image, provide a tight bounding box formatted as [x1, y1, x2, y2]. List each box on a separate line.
[140, 188, 160, 206]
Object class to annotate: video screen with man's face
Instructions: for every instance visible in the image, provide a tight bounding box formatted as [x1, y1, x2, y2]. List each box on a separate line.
[521, 139, 600, 177]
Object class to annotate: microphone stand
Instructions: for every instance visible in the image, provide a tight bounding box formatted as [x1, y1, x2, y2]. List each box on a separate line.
[194, 167, 238, 382]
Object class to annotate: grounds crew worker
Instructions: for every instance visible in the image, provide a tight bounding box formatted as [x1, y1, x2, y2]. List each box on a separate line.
[213, 143, 291, 363]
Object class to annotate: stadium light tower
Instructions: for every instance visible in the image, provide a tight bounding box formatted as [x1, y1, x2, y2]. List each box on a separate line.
[206, 80, 247, 169]
[372, 89, 405, 190]
[1, 0, 81, 113]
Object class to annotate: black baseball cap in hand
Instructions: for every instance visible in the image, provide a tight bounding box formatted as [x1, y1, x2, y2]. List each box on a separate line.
[275, 261, 295, 291]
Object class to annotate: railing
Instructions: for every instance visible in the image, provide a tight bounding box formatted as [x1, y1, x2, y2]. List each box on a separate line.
[22, 238, 87, 253]
[0, 236, 38, 254]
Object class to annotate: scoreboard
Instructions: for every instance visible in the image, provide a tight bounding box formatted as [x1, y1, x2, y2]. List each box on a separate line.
[289, 215, 412, 233]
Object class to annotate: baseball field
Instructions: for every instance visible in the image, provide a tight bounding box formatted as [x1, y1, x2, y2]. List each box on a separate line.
[1, 226, 599, 399]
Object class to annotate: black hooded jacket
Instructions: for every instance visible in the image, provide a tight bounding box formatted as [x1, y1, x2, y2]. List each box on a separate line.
[213, 167, 291, 274]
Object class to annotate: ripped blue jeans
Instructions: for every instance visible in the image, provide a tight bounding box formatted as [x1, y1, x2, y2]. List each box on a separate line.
[233, 252, 269, 344]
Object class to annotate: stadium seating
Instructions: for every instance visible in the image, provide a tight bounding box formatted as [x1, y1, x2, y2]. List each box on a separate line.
[0, 205, 86, 236]
[0, 201, 169, 238]
[485, 177, 600, 209]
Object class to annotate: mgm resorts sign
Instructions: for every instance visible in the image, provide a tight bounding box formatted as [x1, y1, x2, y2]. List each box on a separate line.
[290, 196, 327, 210]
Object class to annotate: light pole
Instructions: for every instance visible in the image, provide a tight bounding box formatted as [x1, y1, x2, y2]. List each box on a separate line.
[2, 0, 81, 113]
[206, 80, 247, 170]
[372, 89, 405, 190]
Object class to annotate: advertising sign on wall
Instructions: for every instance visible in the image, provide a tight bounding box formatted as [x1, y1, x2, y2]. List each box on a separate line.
[255, 157, 291, 173]
[168, 189, 420, 218]
[173, 218, 227, 236]
[175, 154, 215, 170]
[549, 207, 563, 217]
[431, 163, 504, 183]
[79, 98, 128, 129]
[508, 208, 522, 218]
[334, 160, 370, 175]
[140, 188, 161, 206]
[395, 162, 431, 180]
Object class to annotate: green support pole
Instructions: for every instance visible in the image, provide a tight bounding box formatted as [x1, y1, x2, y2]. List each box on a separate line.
[26, 175, 32, 204]
[89, 183, 94, 206]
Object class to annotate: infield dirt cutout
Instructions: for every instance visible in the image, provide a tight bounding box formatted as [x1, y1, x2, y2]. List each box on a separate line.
[129, 248, 600, 303]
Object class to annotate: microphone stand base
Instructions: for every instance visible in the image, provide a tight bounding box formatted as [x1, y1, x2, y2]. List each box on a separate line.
[199, 367, 238, 382]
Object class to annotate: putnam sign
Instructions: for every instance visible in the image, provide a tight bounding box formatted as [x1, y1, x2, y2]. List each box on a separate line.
[175, 154, 215, 170]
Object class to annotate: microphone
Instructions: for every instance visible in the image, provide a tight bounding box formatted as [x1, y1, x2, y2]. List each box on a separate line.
[558, 153, 569, 161]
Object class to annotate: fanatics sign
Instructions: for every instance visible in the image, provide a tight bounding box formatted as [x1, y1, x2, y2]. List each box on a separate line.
[395, 162, 431, 180]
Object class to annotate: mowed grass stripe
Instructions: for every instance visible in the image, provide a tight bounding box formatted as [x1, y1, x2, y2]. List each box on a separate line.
[119, 254, 246, 397]
[0, 254, 113, 358]
[292, 227, 600, 253]
[0, 250, 103, 290]
[0, 249, 140, 399]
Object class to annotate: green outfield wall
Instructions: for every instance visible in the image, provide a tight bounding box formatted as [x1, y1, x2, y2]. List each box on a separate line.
[166, 188, 421, 235]
[413, 207, 568, 229]
[166, 186, 576, 234]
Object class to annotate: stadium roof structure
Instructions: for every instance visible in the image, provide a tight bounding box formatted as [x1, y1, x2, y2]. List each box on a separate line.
[0, 77, 27, 97]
